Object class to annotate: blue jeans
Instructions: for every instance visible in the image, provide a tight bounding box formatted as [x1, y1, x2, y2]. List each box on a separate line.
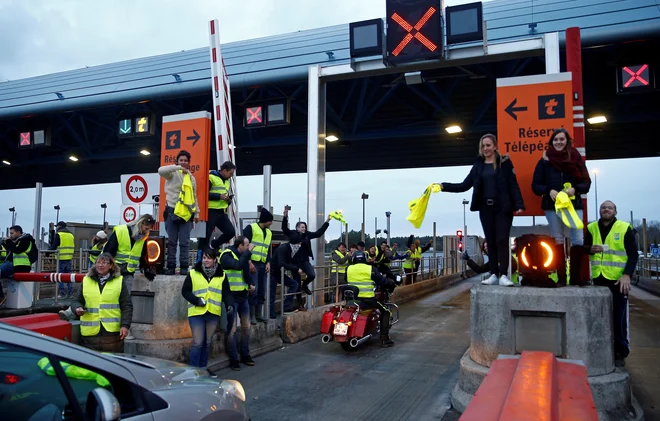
[225, 299, 250, 361]
[0, 261, 12, 298]
[269, 268, 299, 318]
[58, 260, 72, 295]
[544, 209, 583, 245]
[188, 312, 221, 367]
[250, 261, 267, 306]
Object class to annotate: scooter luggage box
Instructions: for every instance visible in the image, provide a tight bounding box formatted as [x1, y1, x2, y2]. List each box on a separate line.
[320, 310, 335, 333]
[21, 319, 73, 342]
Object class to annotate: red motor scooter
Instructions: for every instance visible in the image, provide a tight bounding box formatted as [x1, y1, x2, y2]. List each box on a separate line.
[320, 283, 400, 351]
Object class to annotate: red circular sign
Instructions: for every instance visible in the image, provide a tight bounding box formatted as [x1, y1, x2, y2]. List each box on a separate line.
[123, 206, 137, 223]
[126, 175, 148, 203]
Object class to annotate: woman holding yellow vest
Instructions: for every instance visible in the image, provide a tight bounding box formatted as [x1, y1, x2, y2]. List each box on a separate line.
[158, 150, 200, 276]
[532, 128, 591, 286]
[181, 248, 233, 368]
[72, 253, 132, 352]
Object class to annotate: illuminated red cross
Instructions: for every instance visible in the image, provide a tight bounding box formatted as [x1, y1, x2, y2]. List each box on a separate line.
[623, 64, 649, 88]
[390, 7, 438, 56]
[247, 107, 262, 124]
[20, 132, 31, 146]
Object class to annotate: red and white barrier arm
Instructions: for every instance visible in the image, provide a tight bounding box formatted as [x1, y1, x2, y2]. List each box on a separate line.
[12, 273, 86, 283]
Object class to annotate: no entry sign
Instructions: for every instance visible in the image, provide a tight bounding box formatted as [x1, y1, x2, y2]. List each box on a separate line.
[120, 173, 159, 205]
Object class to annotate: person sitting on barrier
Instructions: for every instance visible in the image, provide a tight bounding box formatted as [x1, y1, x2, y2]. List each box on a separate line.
[49, 221, 75, 298]
[584, 200, 638, 367]
[331, 242, 351, 286]
[89, 230, 108, 269]
[281, 206, 331, 295]
[532, 128, 591, 287]
[440, 134, 525, 287]
[346, 251, 397, 348]
[219, 236, 256, 371]
[181, 248, 233, 369]
[0, 225, 37, 306]
[72, 252, 133, 353]
[269, 234, 303, 318]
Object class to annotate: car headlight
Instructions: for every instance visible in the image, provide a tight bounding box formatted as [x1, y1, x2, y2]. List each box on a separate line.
[220, 380, 246, 402]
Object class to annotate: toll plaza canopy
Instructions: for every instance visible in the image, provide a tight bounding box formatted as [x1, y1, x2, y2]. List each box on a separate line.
[1, 0, 659, 189]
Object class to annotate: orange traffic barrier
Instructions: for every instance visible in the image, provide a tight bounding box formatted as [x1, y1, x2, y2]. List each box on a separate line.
[460, 351, 598, 421]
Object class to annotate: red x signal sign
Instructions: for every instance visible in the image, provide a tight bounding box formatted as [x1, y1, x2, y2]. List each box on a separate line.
[390, 7, 438, 56]
[245, 106, 264, 127]
[623, 64, 649, 88]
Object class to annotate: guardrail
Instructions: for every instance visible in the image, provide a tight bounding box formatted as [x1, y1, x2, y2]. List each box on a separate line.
[635, 256, 660, 282]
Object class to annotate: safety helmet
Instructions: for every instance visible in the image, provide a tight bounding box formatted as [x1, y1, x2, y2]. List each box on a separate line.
[351, 250, 367, 264]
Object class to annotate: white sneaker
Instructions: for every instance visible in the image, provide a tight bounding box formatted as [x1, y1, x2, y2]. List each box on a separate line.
[125, 330, 135, 340]
[482, 274, 499, 285]
[499, 275, 514, 286]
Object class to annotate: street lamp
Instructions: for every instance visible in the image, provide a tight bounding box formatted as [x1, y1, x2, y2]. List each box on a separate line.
[101, 203, 107, 227]
[9, 207, 16, 226]
[54, 205, 60, 223]
[385, 211, 392, 245]
[462, 199, 469, 240]
[592, 169, 598, 220]
[361, 193, 369, 242]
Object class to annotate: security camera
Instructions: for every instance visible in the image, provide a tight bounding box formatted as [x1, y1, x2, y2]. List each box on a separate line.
[152, 195, 160, 203]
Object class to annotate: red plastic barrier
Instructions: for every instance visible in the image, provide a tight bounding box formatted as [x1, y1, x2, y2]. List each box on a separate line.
[2, 313, 73, 342]
[460, 351, 598, 421]
[12, 272, 85, 283]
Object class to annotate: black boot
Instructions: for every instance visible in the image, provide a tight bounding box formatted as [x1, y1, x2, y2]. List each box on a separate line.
[555, 244, 567, 287]
[380, 335, 394, 348]
[179, 267, 189, 276]
[301, 281, 312, 295]
[569, 246, 587, 286]
[164, 267, 175, 276]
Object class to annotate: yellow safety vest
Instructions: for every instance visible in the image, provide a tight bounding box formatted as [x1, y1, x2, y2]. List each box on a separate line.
[37, 357, 110, 388]
[89, 242, 104, 265]
[0, 244, 6, 263]
[588, 220, 630, 281]
[221, 249, 248, 291]
[188, 270, 225, 317]
[12, 239, 32, 269]
[332, 250, 348, 274]
[110, 225, 146, 273]
[80, 275, 122, 336]
[414, 248, 422, 260]
[511, 254, 519, 284]
[57, 231, 75, 261]
[347, 263, 376, 298]
[249, 223, 272, 263]
[173, 172, 197, 222]
[208, 174, 230, 210]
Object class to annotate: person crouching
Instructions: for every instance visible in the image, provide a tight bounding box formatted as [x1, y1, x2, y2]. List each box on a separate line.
[72, 253, 133, 352]
[182, 248, 234, 368]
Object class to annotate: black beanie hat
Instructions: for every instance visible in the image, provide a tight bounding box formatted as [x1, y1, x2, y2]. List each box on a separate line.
[259, 208, 274, 223]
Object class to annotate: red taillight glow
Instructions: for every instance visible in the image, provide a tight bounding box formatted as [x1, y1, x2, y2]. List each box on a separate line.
[5, 374, 20, 384]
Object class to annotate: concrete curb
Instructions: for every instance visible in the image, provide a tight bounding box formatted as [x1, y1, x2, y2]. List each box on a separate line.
[280, 272, 470, 344]
[635, 276, 660, 297]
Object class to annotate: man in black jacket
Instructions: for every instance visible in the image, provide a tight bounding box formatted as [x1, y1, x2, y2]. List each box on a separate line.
[281, 206, 331, 295]
[268, 234, 302, 318]
[219, 236, 256, 371]
[1, 226, 36, 305]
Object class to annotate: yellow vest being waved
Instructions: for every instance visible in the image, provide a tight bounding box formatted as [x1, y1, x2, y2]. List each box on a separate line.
[80, 275, 123, 336]
[249, 223, 272, 263]
[347, 263, 376, 298]
[110, 225, 146, 273]
[588, 220, 631, 281]
[188, 270, 225, 317]
[57, 231, 75, 261]
[221, 249, 248, 291]
[208, 174, 230, 210]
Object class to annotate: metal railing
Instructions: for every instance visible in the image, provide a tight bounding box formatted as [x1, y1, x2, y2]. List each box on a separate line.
[635, 256, 660, 282]
[33, 248, 94, 304]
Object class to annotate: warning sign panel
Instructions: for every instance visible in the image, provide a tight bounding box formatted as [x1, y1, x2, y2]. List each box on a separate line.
[496, 72, 573, 217]
[159, 111, 212, 222]
[120, 173, 159, 205]
[120, 205, 138, 224]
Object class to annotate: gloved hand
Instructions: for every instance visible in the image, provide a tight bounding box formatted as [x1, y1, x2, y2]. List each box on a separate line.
[144, 266, 157, 281]
[461, 251, 470, 261]
[197, 298, 206, 307]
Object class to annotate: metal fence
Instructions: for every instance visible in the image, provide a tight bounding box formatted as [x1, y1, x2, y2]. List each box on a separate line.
[635, 256, 660, 283]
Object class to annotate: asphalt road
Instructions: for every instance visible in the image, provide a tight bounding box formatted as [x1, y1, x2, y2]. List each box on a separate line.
[212, 277, 480, 421]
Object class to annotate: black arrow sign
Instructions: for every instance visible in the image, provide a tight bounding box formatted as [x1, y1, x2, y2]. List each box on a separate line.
[186, 129, 200, 146]
[505, 98, 528, 121]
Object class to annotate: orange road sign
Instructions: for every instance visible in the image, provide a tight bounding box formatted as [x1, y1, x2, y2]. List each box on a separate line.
[496, 73, 573, 217]
[159, 111, 212, 222]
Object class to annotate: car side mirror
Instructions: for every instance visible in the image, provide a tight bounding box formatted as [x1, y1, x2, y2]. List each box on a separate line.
[85, 388, 121, 421]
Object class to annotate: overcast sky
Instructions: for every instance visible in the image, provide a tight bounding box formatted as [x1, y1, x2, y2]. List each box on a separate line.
[1, 0, 659, 240]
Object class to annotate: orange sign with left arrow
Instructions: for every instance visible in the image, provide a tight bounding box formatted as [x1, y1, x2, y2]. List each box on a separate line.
[159, 111, 212, 222]
[496, 73, 573, 217]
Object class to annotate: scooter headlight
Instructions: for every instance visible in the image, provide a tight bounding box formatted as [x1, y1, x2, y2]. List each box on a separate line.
[220, 380, 246, 402]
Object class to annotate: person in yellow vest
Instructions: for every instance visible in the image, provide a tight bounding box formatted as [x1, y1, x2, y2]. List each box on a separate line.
[49, 221, 75, 298]
[158, 150, 200, 276]
[331, 242, 351, 286]
[0, 242, 6, 306]
[584, 200, 638, 367]
[220, 236, 256, 371]
[243, 208, 274, 324]
[346, 251, 397, 347]
[1, 225, 37, 305]
[71, 252, 133, 352]
[205, 161, 237, 250]
[88, 230, 108, 268]
[181, 247, 233, 368]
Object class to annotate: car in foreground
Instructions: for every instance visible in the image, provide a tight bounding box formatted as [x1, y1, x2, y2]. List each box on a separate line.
[0, 322, 249, 421]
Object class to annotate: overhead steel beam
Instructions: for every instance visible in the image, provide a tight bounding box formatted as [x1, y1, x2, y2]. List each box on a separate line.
[406, 85, 448, 118]
[360, 82, 402, 124]
[339, 79, 358, 119]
